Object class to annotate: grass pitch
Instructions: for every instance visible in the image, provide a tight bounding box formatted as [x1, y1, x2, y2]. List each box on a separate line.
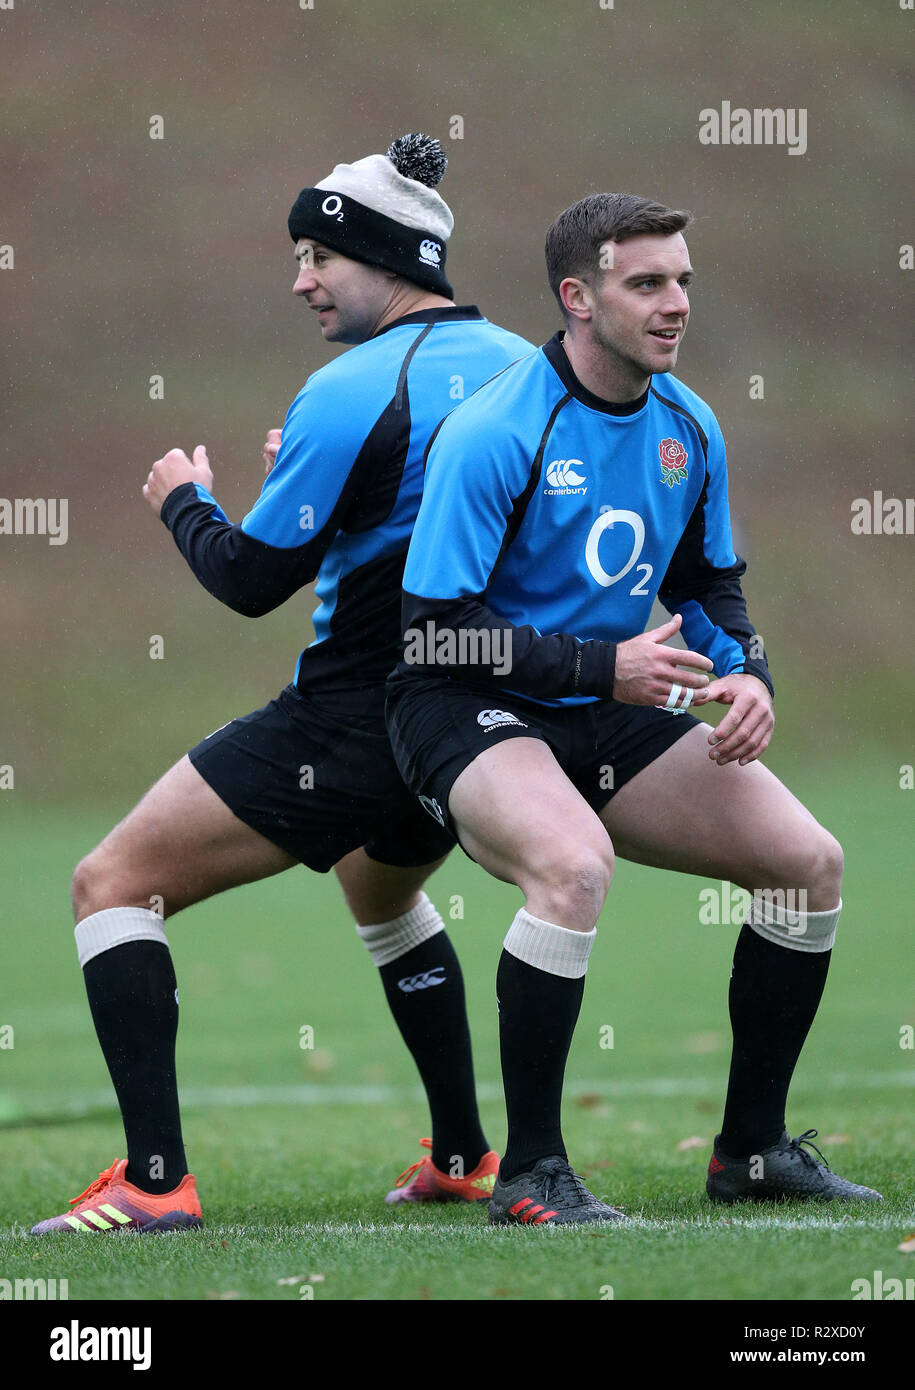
[1, 755, 913, 1301]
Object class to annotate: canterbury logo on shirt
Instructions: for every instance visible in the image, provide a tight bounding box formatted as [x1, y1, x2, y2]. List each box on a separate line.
[397, 967, 446, 993]
[544, 459, 588, 496]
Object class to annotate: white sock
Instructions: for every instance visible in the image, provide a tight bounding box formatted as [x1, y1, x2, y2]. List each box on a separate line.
[75, 906, 169, 968]
[355, 892, 445, 968]
[503, 907, 596, 979]
[747, 895, 841, 954]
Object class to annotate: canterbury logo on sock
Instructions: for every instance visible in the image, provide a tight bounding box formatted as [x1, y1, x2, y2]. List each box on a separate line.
[397, 967, 446, 993]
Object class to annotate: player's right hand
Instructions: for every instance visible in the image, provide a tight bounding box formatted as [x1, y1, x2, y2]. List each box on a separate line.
[612, 613, 713, 706]
[263, 428, 282, 475]
[144, 445, 213, 518]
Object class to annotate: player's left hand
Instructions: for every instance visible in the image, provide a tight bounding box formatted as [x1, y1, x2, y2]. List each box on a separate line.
[702, 673, 774, 766]
[143, 446, 213, 516]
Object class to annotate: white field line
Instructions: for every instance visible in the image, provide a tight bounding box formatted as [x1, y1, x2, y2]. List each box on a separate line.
[4, 1214, 911, 1242]
[7, 1068, 914, 1117]
[209, 1213, 913, 1238]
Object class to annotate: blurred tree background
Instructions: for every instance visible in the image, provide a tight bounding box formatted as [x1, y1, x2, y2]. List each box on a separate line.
[1, 0, 911, 808]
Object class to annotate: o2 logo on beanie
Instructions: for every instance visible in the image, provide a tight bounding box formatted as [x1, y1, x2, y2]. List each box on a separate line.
[321, 194, 344, 221]
[419, 239, 441, 267]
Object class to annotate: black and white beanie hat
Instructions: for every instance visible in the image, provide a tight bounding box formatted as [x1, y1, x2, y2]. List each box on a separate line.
[288, 133, 454, 297]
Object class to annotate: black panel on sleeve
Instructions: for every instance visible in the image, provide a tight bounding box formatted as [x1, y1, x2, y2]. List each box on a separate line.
[399, 593, 616, 699]
[160, 484, 340, 618]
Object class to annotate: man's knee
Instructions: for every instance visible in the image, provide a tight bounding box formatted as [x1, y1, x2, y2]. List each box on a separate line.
[806, 828, 844, 905]
[770, 824, 844, 910]
[71, 844, 146, 923]
[527, 838, 614, 926]
[348, 885, 425, 927]
[336, 850, 438, 926]
[72, 848, 108, 922]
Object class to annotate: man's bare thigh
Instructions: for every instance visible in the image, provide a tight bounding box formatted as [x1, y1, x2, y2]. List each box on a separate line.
[599, 723, 828, 887]
[73, 755, 297, 919]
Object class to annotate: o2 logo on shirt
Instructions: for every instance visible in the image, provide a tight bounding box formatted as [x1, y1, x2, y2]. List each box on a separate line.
[585, 507, 653, 595]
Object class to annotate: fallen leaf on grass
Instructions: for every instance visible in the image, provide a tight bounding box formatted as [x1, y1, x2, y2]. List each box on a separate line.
[306, 1049, 335, 1073]
[684, 1032, 725, 1054]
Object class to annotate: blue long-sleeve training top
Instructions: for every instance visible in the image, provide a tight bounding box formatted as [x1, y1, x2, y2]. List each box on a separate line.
[398, 331, 772, 705]
[159, 306, 534, 698]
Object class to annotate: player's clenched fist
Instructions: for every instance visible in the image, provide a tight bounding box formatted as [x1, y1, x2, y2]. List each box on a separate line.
[143, 446, 213, 517]
[263, 428, 282, 476]
[612, 613, 713, 707]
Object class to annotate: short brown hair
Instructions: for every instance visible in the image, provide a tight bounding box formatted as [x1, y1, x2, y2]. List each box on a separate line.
[545, 193, 692, 314]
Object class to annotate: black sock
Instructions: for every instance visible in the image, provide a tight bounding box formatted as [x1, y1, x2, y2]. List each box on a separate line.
[496, 949, 585, 1182]
[379, 932, 488, 1174]
[82, 939, 187, 1194]
[719, 923, 831, 1159]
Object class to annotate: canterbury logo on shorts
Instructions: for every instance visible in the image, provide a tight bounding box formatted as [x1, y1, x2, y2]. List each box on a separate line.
[476, 709, 528, 730]
[418, 794, 446, 825]
[397, 967, 446, 993]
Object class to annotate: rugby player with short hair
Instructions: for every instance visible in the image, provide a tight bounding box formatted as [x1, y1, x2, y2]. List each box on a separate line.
[30, 135, 533, 1235]
[387, 192, 882, 1225]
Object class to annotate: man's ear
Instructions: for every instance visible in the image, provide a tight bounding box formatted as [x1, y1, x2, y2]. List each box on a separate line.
[560, 276, 592, 323]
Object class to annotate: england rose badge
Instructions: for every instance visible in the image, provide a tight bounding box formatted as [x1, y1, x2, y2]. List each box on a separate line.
[659, 437, 688, 487]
